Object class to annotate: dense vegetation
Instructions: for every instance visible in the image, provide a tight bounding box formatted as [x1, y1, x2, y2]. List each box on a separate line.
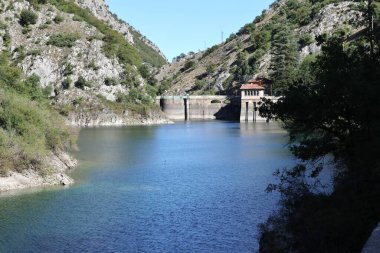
[19, 9, 38, 26]
[0, 53, 74, 176]
[130, 30, 167, 68]
[47, 33, 79, 48]
[221, 0, 362, 94]
[258, 1, 380, 252]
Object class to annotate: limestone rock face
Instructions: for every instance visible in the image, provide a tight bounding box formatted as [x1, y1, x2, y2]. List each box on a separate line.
[0, 0, 169, 126]
[74, 0, 134, 43]
[298, 1, 362, 38]
[73, 0, 166, 59]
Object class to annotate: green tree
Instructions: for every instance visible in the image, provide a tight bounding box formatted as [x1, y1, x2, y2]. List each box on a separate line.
[19, 9, 38, 27]
[234, 51, 251, 82]
[74, 76, 87, 89]
[183, 60, 196, 71]
[269, 23, 299, 94]
[259, 3, 380, 251]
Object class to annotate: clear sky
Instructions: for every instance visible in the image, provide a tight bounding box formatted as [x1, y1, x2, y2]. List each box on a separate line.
[106, 0, 274, 61]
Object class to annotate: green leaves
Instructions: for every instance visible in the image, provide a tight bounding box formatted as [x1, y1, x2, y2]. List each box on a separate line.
[47, 33, 80, 48]
[269, 24, 299, 95]
[19, 9, 38, 27]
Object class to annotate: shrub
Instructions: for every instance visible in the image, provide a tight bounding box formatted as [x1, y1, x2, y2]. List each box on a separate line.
[0, 22, 7, 30]
[73, 96, 84, 106]
[183, 60, 196, 71]
[63, 62, 74, 76]
[19, 9, 38, 27]
[298, 33, 315, 48]
[0, 53, 73, 175]
[138, 64, 150, 79]
[22, 27, 32, 34]
[62, 77, 72, 89]
[38, 24, 49, 29]
[74, 76, 87, 89]
[53, 15, 64, 24]
[47, 33, 79, 48]
[158, 79, 172, 95]
[194, 80, 206, 90]
[202, 45, 219, 58]
[206, 64, 215, 74]
[104, 77, 117, 86]
[2, 32, 11, 47]
[27, 49, 42, 57]
[87, 61, 99, 71]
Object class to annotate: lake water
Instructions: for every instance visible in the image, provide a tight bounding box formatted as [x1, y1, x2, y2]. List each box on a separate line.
[0, 121, 296, 253]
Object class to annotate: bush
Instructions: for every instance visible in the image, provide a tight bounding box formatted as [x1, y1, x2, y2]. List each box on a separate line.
[206, 64, 215, 74]
[138, 64, 150, 79]
[53, 15, 64, 24]
[47, 33, 79, 48]
[298, 33, 315, 47]
[87, 61, 99, 71]
[194, 80, 206, 90]
[19, 9, 38, 27]
[2, 32, 11, 47]
[63, 62, 74, 76]
[183, 60, 196, 71]
[0, 53, 73, 175]
[74, 76, 88, 90]
[62, 77, 72, 89]
[202, 45, 219, 58]
[158, 79, 172, 95]
[104, 77, 117, 86]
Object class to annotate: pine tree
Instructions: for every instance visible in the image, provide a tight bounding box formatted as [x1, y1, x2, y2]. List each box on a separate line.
[269, 23, 298, 95]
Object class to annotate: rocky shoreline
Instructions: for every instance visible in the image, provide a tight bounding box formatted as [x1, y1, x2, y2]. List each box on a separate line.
[0, 150, 77, 193]
[67, 108, 173, 127]
[0, 115, 172, 193]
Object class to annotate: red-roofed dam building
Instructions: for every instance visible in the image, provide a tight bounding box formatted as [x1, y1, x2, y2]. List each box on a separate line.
[240, 79, 278, 122]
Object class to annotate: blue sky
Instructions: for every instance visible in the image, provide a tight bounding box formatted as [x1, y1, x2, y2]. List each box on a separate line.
[106, 0, 274, 60]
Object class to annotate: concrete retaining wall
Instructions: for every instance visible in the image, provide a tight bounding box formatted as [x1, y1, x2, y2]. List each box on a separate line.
[157, 96, 240, 121]
[240, 96, 279, 122]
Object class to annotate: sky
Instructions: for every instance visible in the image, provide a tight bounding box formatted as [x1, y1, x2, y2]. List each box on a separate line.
[107, 0, 274, 61]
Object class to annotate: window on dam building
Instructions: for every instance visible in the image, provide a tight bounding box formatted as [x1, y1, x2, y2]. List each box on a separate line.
[240, 79, 265, 97]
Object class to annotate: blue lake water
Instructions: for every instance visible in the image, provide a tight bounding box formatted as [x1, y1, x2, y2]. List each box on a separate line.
[0, 121, 296, 253]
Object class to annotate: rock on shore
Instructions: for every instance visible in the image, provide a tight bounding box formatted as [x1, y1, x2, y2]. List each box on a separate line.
[0, 151, 77, 192]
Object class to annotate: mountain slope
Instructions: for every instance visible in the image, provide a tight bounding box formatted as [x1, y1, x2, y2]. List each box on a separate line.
[0, 0, 168, 126]
[157, 0, 363, 95]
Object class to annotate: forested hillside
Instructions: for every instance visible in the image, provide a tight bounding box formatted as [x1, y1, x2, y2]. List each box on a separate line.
[257, 1, 380, 252]
[157, 0, 364, 96]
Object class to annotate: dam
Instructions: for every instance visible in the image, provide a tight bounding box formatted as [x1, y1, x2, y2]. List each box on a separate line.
[156, 95, 279, 122]
[156, 95, 241, 121]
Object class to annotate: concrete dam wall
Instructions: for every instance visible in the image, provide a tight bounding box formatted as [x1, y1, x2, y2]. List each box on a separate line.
[157, 96, 241, 121]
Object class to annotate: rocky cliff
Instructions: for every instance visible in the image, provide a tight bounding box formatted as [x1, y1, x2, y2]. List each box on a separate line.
[74, 0, 166, 60]
[156, 0, 363, 95]
[0, 0, 168, 127]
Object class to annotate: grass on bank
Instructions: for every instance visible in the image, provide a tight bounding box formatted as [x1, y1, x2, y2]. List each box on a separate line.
[0, 53, 75, 176]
